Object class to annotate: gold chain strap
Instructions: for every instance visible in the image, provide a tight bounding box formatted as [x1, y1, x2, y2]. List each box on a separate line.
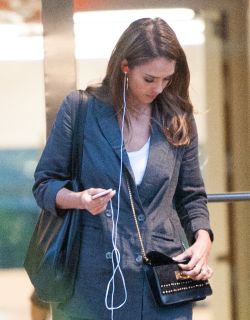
[125, 175, 149, 263]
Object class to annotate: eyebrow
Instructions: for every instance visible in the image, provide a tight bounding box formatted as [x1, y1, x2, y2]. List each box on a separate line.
[144, 73, 174, 79]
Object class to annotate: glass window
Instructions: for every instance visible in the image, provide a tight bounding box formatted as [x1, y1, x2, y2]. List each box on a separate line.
[0, 5, 45, 268]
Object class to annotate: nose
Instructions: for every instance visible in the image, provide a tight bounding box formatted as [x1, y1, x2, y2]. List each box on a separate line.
[153, 81, 165, 95]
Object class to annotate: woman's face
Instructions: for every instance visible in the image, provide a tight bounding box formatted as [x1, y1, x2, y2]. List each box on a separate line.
[126, 57, 176, 107]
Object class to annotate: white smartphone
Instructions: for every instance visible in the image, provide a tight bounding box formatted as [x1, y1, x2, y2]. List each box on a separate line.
[91, 189, 113, 200]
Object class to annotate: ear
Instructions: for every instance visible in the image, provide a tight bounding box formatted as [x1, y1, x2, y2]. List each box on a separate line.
[121, 59, 129, 73]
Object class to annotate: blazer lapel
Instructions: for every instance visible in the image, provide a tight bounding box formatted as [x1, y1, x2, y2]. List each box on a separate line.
[138, 119, 178, 206]
[94, 97, 134, 178]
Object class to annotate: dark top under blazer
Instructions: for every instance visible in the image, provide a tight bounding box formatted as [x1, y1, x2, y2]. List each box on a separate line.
[33, 91, 212, 320]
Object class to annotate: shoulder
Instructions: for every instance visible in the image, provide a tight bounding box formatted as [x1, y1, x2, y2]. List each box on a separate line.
[62, 90, 114, 119]
[63, 90, 89, 109]
[51, 90, 87, 135]
[58, 90, 91, 119]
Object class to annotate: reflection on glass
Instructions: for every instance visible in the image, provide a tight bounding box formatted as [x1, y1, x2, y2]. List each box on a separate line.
[74, 9, 205, 60]
[0, 1, 45, 272]
[0, 23, 43, 60]
[0, 2, 46, 317]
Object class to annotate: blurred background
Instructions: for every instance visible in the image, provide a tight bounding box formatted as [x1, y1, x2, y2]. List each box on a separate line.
[0, 0, 249, 319]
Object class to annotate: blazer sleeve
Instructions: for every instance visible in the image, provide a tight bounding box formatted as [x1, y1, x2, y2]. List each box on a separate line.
[32, 91, 79, 215]
[174, 118, 213, 244]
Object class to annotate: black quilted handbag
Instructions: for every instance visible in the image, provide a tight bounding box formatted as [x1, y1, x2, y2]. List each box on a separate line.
[143, 251, 212, 306]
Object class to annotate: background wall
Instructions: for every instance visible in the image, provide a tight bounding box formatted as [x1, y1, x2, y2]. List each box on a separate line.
[0, 61, 45, 148]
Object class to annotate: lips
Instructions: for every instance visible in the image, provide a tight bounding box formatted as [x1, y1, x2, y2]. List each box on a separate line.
[146, 94, 156, 100]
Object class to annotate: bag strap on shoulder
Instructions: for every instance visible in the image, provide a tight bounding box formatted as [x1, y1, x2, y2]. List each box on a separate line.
[71, 90, 89, 185]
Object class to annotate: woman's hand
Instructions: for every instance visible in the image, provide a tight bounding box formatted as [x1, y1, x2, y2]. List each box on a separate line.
[77, 188, 116, 215]
[173, 230, 213, 280]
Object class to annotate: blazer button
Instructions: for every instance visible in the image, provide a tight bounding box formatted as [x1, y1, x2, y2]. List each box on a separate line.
[105, 209, 112, 217]
[135, 254, 143, 264]
[106, 252, 112, 259]
[137, 214, 145, 222]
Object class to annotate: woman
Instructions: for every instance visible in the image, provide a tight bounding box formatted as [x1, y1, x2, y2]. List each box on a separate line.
[33, 18, 213, 320]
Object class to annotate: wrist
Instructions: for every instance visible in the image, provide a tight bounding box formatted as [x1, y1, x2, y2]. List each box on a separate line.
[194, 228, 214, 242]
[56, 188, 85, 210]
[75, 191, 85, 209]
[195, 229, 211, 241]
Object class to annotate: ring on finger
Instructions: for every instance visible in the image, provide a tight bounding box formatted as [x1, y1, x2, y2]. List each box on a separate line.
[207, 267, 213, 277]
[199, 267, 206, 274]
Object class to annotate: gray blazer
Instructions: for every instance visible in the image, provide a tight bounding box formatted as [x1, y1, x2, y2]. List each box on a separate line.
[33, 91, 212, 320]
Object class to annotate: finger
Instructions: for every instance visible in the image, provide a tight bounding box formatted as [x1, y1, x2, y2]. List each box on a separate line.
[173, 250, 191, 263]
[95, 196, 110, 207]
[91, 204, 107, 215]
[205, 266, 213, 279]
[178, 255, 199, 271]
[88, 188, 97, 196]
[187, 264, 212, 281]
[184, 263, 203, 277]
[173, 250, 195, 272]
[103, 190, 116, 199]
[192, 266, 208, 280]
[95, 190, 116, 205]
[88, 188, 108, 197]
[91, 198, 112, 214]
[108, 190, 116, 199]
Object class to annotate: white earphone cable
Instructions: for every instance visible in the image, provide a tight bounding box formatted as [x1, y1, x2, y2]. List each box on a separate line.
[105, 72, 128, 319]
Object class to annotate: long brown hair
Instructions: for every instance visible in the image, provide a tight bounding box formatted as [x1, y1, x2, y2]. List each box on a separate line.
[86, 17, 193, 146]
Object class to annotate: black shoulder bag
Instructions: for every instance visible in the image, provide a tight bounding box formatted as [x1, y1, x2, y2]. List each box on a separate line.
[24, 90, 89, 303]
[126, 176, 212, 307]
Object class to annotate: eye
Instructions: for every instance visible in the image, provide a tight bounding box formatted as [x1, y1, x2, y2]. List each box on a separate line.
[164, 77, 171, 82]
[144, 78, 154, 83]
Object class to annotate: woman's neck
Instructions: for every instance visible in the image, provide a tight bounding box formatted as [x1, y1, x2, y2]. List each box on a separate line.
[127, 102, 152, 120]
[123, 105, 152, 152]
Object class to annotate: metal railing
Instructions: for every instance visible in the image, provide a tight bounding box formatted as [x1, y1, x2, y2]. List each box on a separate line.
[207, 192, 250, 203]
